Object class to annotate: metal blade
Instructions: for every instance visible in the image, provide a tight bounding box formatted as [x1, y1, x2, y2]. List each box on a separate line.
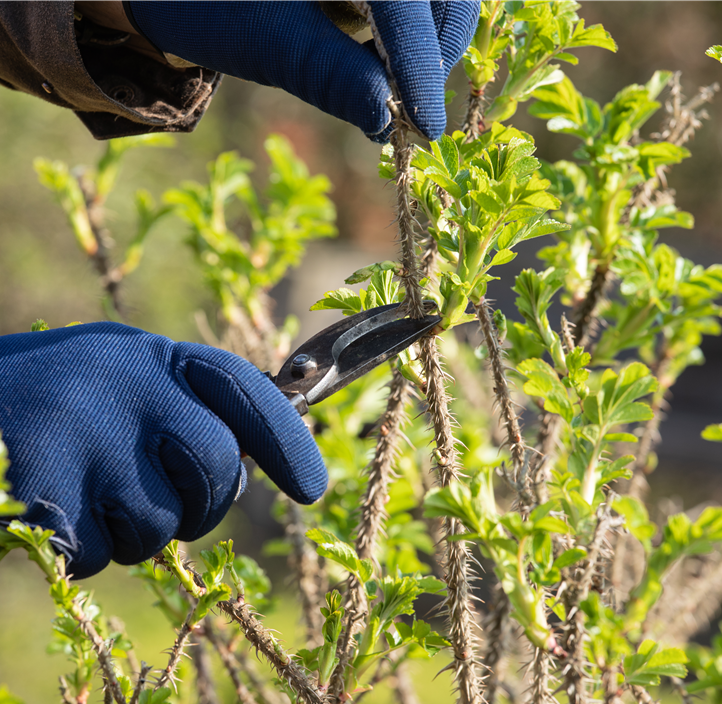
[273, 302, 439, 415]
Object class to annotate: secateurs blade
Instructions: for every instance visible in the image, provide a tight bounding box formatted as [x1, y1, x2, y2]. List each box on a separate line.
[269, 302, 440, 415]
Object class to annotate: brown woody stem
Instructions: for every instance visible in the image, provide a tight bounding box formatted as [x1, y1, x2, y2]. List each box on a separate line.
[219, 599, 323, 704]
[155, 618, 194, 691]
[421, 335, 483, 704]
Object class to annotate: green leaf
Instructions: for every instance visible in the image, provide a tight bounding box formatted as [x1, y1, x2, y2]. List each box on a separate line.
[637, 142, 690, 180]
[568, 20, 617, 52]
[433, 134, 460, 178]
[424, 166, 464, 199]
[310, 288, 363, 315]
[345, 261, 398, 285]
[554, 52, 579, 65]
[534, 516, 571, 534]
[707, 45, 722, 63]
[553, 548, 588, 570]
[306, 528, 372, 583]
[603, 433, 637, 443]
[489, 249, 517, 267]
[702, 424, 722, 442]
[613, 497, 655, 551]
[518, 358, 574, 423]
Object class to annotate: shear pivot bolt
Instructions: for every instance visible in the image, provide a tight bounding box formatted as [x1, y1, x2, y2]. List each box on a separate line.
[291, 354, 317, 378]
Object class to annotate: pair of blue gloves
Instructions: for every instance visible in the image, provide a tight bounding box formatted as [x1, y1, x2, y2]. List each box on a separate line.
[2, 1, 479, 579]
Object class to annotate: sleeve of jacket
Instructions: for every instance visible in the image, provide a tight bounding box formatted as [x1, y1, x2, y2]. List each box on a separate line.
[0, 1, 222, 140]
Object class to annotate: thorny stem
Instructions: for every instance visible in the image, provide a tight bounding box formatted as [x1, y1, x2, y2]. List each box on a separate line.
[630, 685, 658, 704]
[328, 607, 366, 702]
[219, 599, 324, 704]
[573, 263, 611, 350]
[154, 551, 322, 704]
[670, 677, 694, 704]
[129, 663, 152, 704]
[391, 124, 426, 319]
[602, 667, 623, 704]
[347, 365, 411, 640]
[59, 677, 74, 704]
[530, 647, 554, 704]
[355, 367, 410, 562]
[421, 334, 483, 704]
[285, 499, 327, 647]
[561, 507, 618, 704]
[476, 300, 531, 509]
[531, 411, 560, 506]
[155, 619, 194, 691]
[358, 5, 481, 702]
[67, 597, 126, 704]
[462, 87, 487, 143]
[202, 622, 259, 704]
[481, 583, 512, 704]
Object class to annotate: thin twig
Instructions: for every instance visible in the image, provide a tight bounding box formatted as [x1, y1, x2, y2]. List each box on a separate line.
[392, 661, 422, 704]
[77, 173, 125, 320]
[232, 639, 286, 704]
[109, 616, 140, 679]
[129, 663, 153, 704]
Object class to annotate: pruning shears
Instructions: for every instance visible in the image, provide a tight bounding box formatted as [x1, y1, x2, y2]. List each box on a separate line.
[268, 302, 441, 415]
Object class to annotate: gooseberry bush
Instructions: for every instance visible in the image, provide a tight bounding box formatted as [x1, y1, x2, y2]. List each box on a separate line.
[2, 3, 722, 704]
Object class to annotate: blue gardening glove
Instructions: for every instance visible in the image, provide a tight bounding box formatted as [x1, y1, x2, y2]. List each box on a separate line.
[125, 1, 481, 142]
[0, 323, 327, 579]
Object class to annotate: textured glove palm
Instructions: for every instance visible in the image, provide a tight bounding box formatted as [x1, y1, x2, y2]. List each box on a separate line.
[126, 0, 481, 142]
[0, 323, 327, 579]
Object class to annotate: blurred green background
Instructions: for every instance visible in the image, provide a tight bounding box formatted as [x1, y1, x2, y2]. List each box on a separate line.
[1, 3, 722, 702]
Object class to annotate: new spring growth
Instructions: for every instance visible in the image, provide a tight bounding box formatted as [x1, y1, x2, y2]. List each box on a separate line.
[410, 131, 569, 331]
[424, 477, 576, 652]
[317, 591, 344, 692]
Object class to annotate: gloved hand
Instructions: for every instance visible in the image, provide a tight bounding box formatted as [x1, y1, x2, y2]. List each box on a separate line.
[0, 323, 327, 579]
[124, 1, 481, 142]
